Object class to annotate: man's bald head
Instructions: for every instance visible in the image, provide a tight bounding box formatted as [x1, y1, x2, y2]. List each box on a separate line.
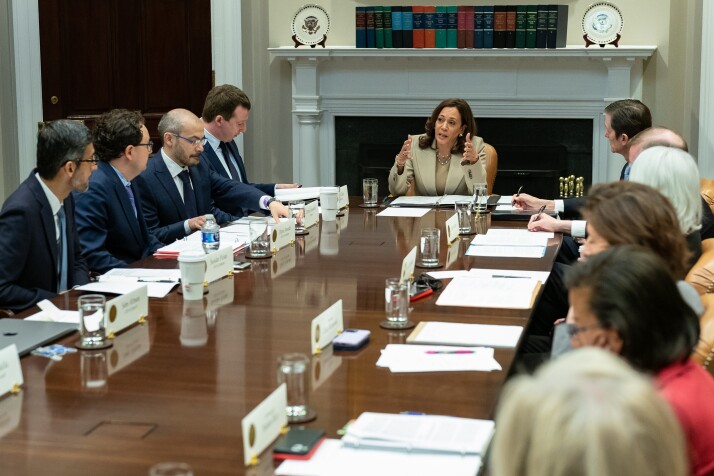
[629, 127, 688, 162]
[158, 108, 202, 137]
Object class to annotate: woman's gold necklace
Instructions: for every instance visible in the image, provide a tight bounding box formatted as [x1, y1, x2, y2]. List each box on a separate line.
[436, 151, 451, 165]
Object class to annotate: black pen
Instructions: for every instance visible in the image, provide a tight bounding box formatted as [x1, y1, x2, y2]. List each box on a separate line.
[492, 275, 530, 279]
[534, 204, 547, 221]
[512, 186, 523, 206]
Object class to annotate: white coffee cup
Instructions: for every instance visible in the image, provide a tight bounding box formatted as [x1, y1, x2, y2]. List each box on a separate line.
[178, 250, 206, 300]
[320, 187, 339, 222]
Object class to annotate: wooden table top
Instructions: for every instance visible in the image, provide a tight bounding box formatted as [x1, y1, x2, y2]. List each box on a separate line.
[0, 204, 560, 475]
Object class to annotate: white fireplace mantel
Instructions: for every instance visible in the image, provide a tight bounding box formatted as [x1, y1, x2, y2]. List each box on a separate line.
[269, 46, 656, 187]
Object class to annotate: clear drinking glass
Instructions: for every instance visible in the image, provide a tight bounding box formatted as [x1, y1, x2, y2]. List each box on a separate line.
[78, 294, 107, 348]
[248, 218, 271, 257]
[289, 200, 306, 232]
[276, 353, 316, 423]
[455, 200, 473, 234]
[362, 178, 378, 206]
[472, 182, 488, 212]
[419, 227, 440, 266]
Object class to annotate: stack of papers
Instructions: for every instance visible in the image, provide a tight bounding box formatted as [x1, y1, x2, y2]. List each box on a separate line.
[376, 344, 501, 372]
[275, 186, 321, 202]
[390, 195, 472, 207]
[435, 275, 541, 309]
[466, 228, 552, 258]
[153, 230, 247, 258]
[407, 321, 524, 348]
[76, 268, 181, 298]
[25, 299, 79, 323]
[377, 207, 431, 218]
[276, 439, 482, 476]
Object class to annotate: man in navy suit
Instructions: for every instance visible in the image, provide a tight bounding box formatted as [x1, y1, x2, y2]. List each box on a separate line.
[136, 109, 289, 243]
[75, 109, 163, 274]
[0, 120, 94, 312]
[200, 84, 298, 205]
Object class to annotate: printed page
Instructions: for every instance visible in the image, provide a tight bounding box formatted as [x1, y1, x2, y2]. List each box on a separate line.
[377, 207, 432, 218]
[407, 321, 523, 348]
[435, 276, 540, 309]
[465, 245, 546, 258]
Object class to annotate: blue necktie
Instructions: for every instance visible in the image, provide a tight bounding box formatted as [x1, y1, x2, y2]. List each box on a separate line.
[57, 206, 68, 292]
[623, 163, 631, 181]
[179, 170, 198, 218]
[219, 141, 242, 182]
[125, 183, 137, 217]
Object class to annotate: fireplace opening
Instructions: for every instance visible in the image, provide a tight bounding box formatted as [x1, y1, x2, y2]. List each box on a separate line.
[335, 117, 593, 199]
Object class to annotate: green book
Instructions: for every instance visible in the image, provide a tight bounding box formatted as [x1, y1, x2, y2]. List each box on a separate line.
[375, 6, 384, 48]
[515, 6, 527, 48]
[383, 6, 393, 48]
[435, 6, 447, 48]
[525, 5, 537, 48]
[446, 6, 458, 48]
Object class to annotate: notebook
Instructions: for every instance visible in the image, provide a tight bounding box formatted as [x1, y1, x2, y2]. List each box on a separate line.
[0, 319, 78, 356]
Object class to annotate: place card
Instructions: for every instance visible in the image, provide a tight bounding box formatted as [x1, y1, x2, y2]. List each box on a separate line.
[204, 246, 234, 284]
[241, 383, 288, 466]
[446, 239, 461, 269]
[106, 285, 148, 338]
[271, 246, 297, 279]
[311, 300, 344, 355]
[338, 185, 349, 209]
[304, 200, 319, 228]
[0, 388, 22, 438]
[270, 219, 295, 253]
[107, 323, 151, 376]
[445, 213, 459, 243]
[311, 345, 342, 392]
[400, 246, 417, 284]
[0, 344, 23, 398]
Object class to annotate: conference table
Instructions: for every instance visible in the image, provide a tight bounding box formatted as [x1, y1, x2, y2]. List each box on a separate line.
[1, 201, 561, 475]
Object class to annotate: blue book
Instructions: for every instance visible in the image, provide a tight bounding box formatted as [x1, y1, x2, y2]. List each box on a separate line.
[356, 7, 367, 48]
[366, 7, 376, 48]
[474, 6, 484, 49]
[392, 6, 403, 48]
[402, 6, 413, 48]
[483, 6, 494, 49]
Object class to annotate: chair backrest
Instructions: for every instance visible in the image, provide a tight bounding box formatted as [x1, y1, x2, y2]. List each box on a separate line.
[685, 238, 714, 295]
[701, 178, 714, 215]
[405, 142, 498, 196]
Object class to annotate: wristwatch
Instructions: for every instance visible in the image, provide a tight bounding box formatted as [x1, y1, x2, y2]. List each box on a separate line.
[265, 197, 279, 208]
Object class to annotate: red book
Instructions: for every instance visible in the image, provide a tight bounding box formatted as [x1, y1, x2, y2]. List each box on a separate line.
[464, 6, 474, 48]
[423, 6, 436, 48]
[413, 6, 425, 48]
[457, 6, 466, 49]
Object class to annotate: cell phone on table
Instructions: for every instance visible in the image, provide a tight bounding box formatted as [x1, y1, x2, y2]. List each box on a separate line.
[233, 259, 251, 270]
[332, 329, 370, 351]
[273, 427, 326, 460]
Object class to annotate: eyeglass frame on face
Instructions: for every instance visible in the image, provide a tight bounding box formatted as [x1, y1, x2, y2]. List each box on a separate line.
[173, 134, 208, 147]
[75, 154, 100, 165]
[135, 140, 154, 152]
[566, 322, 605, 339]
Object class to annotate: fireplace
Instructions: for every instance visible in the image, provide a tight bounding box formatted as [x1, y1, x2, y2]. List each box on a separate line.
[269, 46, 656, 190]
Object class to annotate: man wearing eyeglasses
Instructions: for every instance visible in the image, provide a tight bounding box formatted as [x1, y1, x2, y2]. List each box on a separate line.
[74, 109, 163, 273]
[201, 85, 299, 212]
[136, 108, 290, 243]
[0, 120, 94, 311]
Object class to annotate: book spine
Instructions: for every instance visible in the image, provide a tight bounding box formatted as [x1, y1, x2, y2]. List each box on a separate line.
[546, 4, 557, 49]
[402, 6, 413, 48]
[424, 6, 436, 48]
[515, 6, 527, 48]
[505, 5, 516, 48]
[446, 6, 458, 48]
[536, 5, 548, 48]
[457, 6, 466, 49]
[474, 6, 484, 49]
[483, 6, 494, 49]
[464, 6, 474, 48]
[392, 6, 403, 48]
[556, 5, 568, 48]
[525, 5, 537, 48]
[356, 7, 366, 48]
[374, 7, 384, 49]
[384, 6, 393, 48]
[413, 6, 425, 48]
[366, 7, 375, 48]
[435, 6, 447, 48]
[493, 6, 506, 48]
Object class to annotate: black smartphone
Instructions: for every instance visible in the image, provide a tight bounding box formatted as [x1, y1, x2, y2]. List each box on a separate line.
[273, 427, 326, 460]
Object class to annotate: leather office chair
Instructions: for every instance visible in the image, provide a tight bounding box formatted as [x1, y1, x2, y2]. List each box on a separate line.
[404, 142, 498, 196]
[0, 309, 15, 318]
[701, 178, 714, 215]
[684, 238, 714, 375]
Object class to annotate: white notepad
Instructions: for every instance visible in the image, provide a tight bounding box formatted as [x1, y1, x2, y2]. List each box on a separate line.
[407, 321, 524, 348]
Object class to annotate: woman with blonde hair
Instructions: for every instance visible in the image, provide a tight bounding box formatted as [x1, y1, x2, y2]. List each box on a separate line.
[491, 347, 688, 476]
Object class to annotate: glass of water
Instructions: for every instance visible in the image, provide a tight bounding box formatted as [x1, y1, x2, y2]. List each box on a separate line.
[417, 227, 441, 268]
[277, 353, 316, 423]
[289, 200, 306, 234]
[472, 182, 488, 212]
[77, 294, 110, 350]
[381, 277, 414, 330]
[362, 178, 378, 207]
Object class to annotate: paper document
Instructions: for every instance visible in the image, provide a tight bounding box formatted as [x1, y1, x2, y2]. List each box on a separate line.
[467, 268, 550, 283]
[466, 245, 546, 258]
[342, 412, 495, 456]
[482, 228, 554, 239]
[76, 268, 180, 298]
[377, 207, 431, 218]
[275, 187, 321, 202]
[376, 344, 501, 372]
[407, 321, 524, 348]
[25, 300, 79, 323]
[497, 195, 514, 205]
[436, 275, 541, 309]
[153, 231, 246, 258]
[276, 439, 482, 476]
[425, 270, 470, 280]
[471, 233, 548, 247]
[390, 195, 473, 207]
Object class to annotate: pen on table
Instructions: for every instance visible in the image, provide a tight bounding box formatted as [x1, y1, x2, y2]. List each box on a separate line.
[492, 275, 530, 279]
[512, 185, 523, 205]
[137, 278, 177, 283]
[425, 350, 475, 354]
[534, 204, 547, 221]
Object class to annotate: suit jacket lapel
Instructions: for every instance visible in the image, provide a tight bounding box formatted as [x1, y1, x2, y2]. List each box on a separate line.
[416, 145, 437, 196]
[227, 141, 249, 183]
[28, 177, 59, 277]
[201, 146, 229, 179]
[100, 162, 144, 245]
[153, 157, 188, 219]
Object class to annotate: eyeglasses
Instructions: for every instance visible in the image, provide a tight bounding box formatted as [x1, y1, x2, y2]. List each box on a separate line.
[77, 154, 100, 164]
[565, 322, 603, 338]
[173, 134, 208, 147]
[136, 140, 154, 152]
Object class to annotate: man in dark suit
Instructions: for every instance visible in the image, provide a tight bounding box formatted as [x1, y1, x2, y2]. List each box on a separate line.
[0, 120, 94, 312]
[136, 109, 289, 243]
[200, 84, 298, 203]
[74, 109, 163, 274]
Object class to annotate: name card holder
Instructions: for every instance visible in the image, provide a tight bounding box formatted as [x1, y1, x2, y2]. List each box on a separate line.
[270, 220, 295, 254]
[445, 213, 460, 243]
[311, 300, 344, 355]
[0, 344, 23, 398]
[204, 246, 234, 284]
[400, 246, 417, 284]
[303, 201, 319, 229]
[106, 286, 149, 339]
[241, 383, 288, 466]
[337, 185, 349, 209]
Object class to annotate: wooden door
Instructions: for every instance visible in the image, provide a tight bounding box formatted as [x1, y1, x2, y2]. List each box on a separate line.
[39, 0, 212, 148]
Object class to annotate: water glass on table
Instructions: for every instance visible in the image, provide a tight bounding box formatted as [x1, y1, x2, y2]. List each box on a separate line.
[381, 277, 414, 330]
[76, 294, 111, 350]
[417, 227, 442, 268]
[361, 178, 379, 207]
[246, 218, 271, 258]
[277, 353, 316, 423]
[455, 200, 473, 234]
[289, 200, 307, 234]
[472, 182, 488, 212]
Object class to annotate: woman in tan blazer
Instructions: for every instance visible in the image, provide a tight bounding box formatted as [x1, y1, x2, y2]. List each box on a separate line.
[388, 98, 487, 196]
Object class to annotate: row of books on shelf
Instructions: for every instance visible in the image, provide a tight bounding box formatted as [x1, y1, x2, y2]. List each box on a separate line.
[356, 5, 568, 49]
